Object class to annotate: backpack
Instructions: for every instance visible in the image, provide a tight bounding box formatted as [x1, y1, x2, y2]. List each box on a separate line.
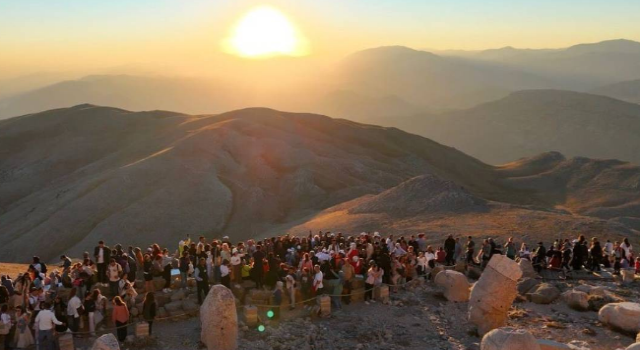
[41, 263, 48, 274]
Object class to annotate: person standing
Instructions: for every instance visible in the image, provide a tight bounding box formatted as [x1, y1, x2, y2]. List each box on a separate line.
[84, 292, 96, 337]
[284, 267, 297, 310]
[194, 258, 209, 304]
[252, 246, 265, 289]
[179, 251, 191, 290]
[444, 235, 456, 266]
[0, 304, 11, 350]
[341, 258, 355, 305]
[504, 237, 516, 260]
[107, 258, 123, 298]
[230, 251, 242, 285]
[13, 306, 34, 349]
[67, 288, 82, 336]
[111, 296, 129, 342]
[126, 247, 137, 283]
[161, 249, 173, 290]
[34, 302, 64, 350]
[142, 292, 157, 335]
[453, 238, 463, 262]
[465, 236, 476, 265]
[312, 264, 323, 296]
[220, 260, 231, 288]
[272, 282, 283, 320]
[590, 239, 603, 272]
[94, 241, 111, 285]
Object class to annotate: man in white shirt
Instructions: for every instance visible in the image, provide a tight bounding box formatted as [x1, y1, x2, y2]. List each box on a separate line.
[66, 290, 82, 333]
[313, 265, 323, 295]
[35, 302, 64, 350]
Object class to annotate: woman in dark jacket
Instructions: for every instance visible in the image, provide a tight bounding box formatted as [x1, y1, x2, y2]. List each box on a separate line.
[590, 240, 603, 271]
[142, 292, 157, 335]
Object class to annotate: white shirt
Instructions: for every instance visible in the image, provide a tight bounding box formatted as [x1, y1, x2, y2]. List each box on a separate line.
[67, 296, 82, 317]
[425, 252, 436, 262]
[1, 313, 10, 325]
[313, 271, 323, 289]
[220, 265, 230, 277]
[97, 248, 104, 264]
[604, 242, 614, 255]
[35, 309, 63, 331]
[230, 256, 241, 266]
[285, 274, 295, 289]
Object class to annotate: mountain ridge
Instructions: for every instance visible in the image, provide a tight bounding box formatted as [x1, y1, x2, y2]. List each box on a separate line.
[1, 105, 639, 262]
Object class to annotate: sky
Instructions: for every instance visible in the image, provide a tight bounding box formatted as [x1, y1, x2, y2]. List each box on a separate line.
[1, 0, 640, 78]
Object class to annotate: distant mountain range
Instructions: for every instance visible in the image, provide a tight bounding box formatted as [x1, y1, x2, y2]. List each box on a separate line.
[3, 39, 640, 121]
[591, 79, 640, 105]
[1, 105, 638, 261]
[387, 90, 640, 165]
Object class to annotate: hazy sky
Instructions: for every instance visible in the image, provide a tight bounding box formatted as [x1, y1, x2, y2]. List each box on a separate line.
[1, 0, 640, 77]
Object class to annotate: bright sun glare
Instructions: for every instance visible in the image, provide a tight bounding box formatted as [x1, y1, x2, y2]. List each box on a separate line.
[225, 6, 308, 58]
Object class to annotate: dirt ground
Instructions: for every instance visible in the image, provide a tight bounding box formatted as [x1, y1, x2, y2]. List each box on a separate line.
[64, 277, 638, 350]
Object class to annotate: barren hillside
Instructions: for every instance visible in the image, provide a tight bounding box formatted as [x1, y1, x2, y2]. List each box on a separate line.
[1, 105, 639, 262]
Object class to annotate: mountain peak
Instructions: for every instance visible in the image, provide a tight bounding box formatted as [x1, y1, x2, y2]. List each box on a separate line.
[566, 38, 640, 54]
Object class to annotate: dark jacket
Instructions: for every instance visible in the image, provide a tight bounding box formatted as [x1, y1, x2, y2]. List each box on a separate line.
[143, 301, 157, 321]
[444, 238, 456, 252]
[94, 246, 111, 263]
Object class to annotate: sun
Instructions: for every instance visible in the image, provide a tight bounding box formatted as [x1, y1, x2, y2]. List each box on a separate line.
[224, 6, 308, 58]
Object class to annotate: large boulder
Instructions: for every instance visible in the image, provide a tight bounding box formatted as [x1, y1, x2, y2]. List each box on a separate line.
[164, 301, 183, 316]
[622, 269, 636, 284]
[527, 283, 561, 304]
[481, 327, 540, 350]
[469, 255, 522, 335]
[91, 333, 121, 350]
[434, 270, 471, 302]
[157, 307, 168, 318]
[562, 290, 589, 311]
[626, 344, 640, 350]
[430, 266, 444, 281]
[517, 278, 541, 295]
[519, 259, 538, 279]
[155, 293, 171, 307]
[201, 285, 238, 350]
[598, 302, 640, 334]
[454, 261, 467, 273]
[183, 299, 199, 315]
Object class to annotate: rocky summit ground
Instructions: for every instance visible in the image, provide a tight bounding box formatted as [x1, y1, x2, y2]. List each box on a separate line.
[61, 271, 640, 350]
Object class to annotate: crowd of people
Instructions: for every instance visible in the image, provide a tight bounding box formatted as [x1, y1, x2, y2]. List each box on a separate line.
[0, 231, 638, 350]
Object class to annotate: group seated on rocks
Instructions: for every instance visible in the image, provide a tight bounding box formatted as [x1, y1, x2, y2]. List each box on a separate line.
[0, 231, 638, 349]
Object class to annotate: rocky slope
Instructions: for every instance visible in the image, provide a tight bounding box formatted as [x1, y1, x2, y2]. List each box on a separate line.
[0, 105, 494, 261]
[1, 105, 639, 262]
